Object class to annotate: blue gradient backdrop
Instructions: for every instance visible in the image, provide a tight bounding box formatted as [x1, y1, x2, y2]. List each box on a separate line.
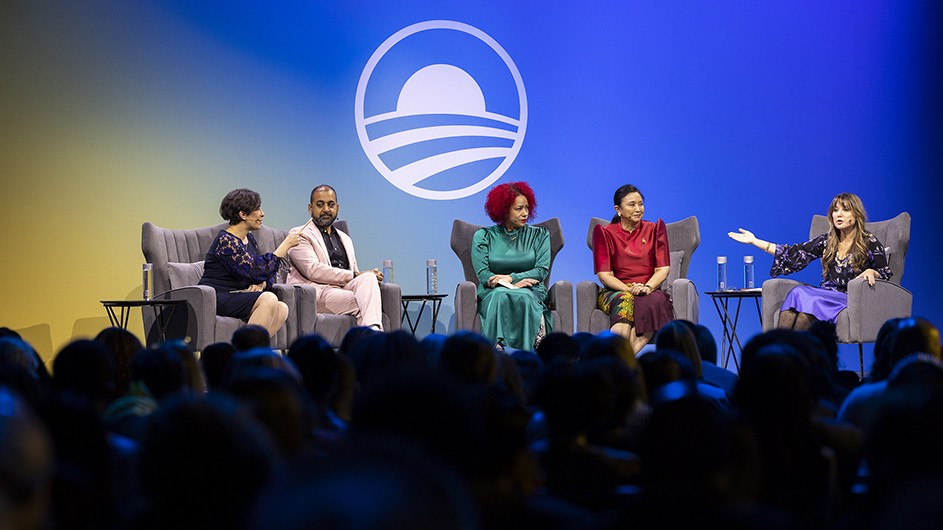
[2, 1, 939, 370]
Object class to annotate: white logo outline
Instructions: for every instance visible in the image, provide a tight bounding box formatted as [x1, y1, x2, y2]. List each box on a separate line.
[355, 20, 527, 200]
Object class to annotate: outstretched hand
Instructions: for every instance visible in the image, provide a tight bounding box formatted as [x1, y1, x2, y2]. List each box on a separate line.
[727, 228, 756, 245]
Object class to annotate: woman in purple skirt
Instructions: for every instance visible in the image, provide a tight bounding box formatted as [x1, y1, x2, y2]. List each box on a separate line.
[727, 193, 892, 330]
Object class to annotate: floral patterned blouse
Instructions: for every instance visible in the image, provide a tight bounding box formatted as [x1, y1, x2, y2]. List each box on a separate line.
[198, 230, 280, 292]
[771, 233, 892, 292]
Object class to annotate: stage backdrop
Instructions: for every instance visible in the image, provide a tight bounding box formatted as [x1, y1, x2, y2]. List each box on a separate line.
[3, 0, 940, 371]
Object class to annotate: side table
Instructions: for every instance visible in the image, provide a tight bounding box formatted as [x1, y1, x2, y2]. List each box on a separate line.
[705, 290, 762, 372]
[400, 294, 448, 336]
[100, 299, 186, 343]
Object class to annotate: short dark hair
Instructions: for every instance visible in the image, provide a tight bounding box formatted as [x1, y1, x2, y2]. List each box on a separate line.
[309, 185, 337, 203]
[219, 188, 262, 225]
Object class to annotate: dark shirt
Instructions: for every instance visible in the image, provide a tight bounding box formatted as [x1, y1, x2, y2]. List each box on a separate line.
[770, 232, 891, 292]
[319, 225, 350, 270]
[199, 231, 279, 291]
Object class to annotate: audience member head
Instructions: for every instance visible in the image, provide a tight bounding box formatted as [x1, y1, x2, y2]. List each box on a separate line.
[535, 332, 579, 366]
[583, 356, 647, 434]
[741, 328, 812, 373]
[638, 349, 696, 404]
[52, 339, 116, 409]
[131, 346, 187, 401]
[694, 324, 719, 365]
[582, 331, 638, 371]
[200, 341, 236, 391]
[158, 340, 206, 394]
[224, 367, 316, 459]
[338, 326, 379, 357]
[419, 333, 448, 367]
[871, 317, 942, 381]
[734, 343, 814, 440]
[0, 337, 44, 382]
[0, 387, 54, 530]
[139, 394, 281, 530]
[439, 331, 498, 386]
[640, 391, 753, 503]
[655, 320, 702, 378]
[224, 347, 301, 387]
[232, 325, 271, 352]
[285, 334, 357, 428]
[347, 330, 428, 388]
[251, 434, 478, 530]
[287, 334, 339, 403]
[493, 352, 528, 406]
[351, 372, 479, 477]
[94, 327, 143, 398]
[870, 317, 904, 380]
[886, 353, 943, 393]
[534, 363, 612, 441]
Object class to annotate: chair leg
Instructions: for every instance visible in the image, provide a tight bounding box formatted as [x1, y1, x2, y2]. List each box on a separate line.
[858, 343, 864, 381]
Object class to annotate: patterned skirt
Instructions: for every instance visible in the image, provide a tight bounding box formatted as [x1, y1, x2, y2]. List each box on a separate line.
[597, 289, 674, 334]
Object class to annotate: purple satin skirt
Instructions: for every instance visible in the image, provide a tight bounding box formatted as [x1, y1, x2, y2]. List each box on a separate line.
[781, 285, 848, 323]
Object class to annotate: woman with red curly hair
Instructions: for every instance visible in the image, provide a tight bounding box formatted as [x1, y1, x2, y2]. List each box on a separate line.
[472, 181, 552, 350]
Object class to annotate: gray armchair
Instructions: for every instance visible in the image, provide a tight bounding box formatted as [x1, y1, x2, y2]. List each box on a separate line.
[761, 212, 912, 376]
[450, 217, 574, 338]
[141, 221, 297, 351]
[576, 216, 701, 333]
[290, 220, 402, 347]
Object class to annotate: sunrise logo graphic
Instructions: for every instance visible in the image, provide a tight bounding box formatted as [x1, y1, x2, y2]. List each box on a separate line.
[355, 20, 527, 200]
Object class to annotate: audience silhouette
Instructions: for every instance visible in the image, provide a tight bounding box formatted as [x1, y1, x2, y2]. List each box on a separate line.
[0, 314, 940, 529]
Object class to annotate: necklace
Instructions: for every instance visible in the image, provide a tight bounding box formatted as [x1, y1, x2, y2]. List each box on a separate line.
[504, 227, 520, 241]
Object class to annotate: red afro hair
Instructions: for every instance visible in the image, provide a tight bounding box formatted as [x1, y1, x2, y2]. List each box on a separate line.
[484, 181, 538, 224]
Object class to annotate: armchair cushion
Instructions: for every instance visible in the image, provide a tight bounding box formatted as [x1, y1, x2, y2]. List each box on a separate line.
[167, 261, 205, 290]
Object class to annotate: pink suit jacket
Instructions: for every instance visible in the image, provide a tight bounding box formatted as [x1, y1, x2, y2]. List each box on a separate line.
[286, 222, 360, 289]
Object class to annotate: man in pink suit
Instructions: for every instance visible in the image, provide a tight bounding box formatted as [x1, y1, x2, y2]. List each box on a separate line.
[287, 185, 384, 330]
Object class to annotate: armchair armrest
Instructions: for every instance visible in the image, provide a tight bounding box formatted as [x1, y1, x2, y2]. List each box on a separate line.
[761, 278, 804, 331]
[576, 280, 601, 333]
[269, 283, 297, 348]
[380, 282, 403, 331]
[845, 278, 913, 342]
[671, 278, 699, 323]
[148, 285, 217, 349]
[454, 281, 479, 331]
[292, 284, 320, 338]
[548, 280, 574, 335]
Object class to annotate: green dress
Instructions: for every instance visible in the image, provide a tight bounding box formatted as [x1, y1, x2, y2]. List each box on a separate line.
[472, 224, 554, 350]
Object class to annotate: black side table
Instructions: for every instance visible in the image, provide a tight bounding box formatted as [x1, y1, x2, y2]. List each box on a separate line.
[100, 299, 185, 343]
[400, 294, 448, 335]
[705, 290, 762, 372]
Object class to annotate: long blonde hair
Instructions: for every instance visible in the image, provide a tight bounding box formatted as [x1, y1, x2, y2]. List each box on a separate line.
[822, 193, 870, 273]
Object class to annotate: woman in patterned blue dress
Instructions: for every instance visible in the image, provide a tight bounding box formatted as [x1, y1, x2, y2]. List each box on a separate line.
[728, 193, 891, 330]
[198, 188, 301, 337]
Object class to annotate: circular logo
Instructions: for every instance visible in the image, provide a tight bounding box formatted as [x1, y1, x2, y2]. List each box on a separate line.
[355, 20, 527, 200]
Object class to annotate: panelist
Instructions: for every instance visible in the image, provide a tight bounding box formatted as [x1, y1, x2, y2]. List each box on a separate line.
[198, 188, 301, 337]
[593, 184, 674, 353]
[287, 185, 384, 330]
[472, 181, 552, 351]
[728, 192, 891, 330]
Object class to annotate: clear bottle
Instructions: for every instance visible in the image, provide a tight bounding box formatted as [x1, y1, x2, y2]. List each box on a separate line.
[744, 255, 755, 289]
[717, 256, 728, 291]
[143, 263, 153, 300]
[382, 259, 394, 284]
[426, 259, 438, 294]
